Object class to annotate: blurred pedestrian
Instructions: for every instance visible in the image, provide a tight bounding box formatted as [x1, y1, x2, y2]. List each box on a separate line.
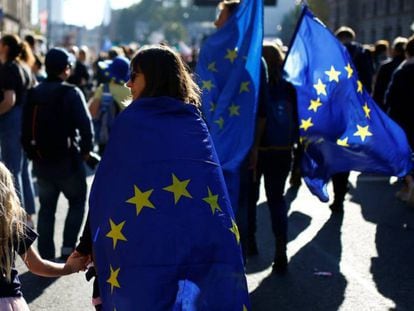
[385, 35, 414, 203]
[247, 43, 298, 273]
[21, 48, 95, 260]
[373, 37, 407, 109]
[88, 56, 131, 155]
[0, 34, 37, 222]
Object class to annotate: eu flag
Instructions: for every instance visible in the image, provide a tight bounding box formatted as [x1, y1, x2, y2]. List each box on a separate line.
[196, 0, 263, 210]
[89, 97, 249, 310]
[283, 7, 412, 202]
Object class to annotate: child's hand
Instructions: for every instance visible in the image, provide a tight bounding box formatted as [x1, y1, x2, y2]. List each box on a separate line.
[64, 251, 91, 274]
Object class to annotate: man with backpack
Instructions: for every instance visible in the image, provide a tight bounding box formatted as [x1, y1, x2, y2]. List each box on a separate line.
[22, 48, 95, 260]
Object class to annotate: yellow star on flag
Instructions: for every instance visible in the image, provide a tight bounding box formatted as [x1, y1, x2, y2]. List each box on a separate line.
[106, 219, 127, 249]
[308, 98, 323, 112]
[209, 102, 216, 112]
[126, 185, 155, 216]
[214, 117, 225, 129]
[353, 124, 373, 142]
[239, 81, 250, 93]
[337, 137, 350, 147]
[313, 79, 327, 96]
[207, 61, 218, 72]
[243, 305, 248, 311]
[357, 80, 363, 93]
[225, 48, 238, 63]
[202, 187, 222, 215]
[300, 118, 314, 131]
[345, 63, 353, 78]
[228, 103, 240, 117]
[363, 102, 371, 118]
[163, 174, 192, 204]
[107, 265, 121, 294]
[325, 65, 341, 82]
[229, 219, 240, 244]
[202, 80, 214, 91]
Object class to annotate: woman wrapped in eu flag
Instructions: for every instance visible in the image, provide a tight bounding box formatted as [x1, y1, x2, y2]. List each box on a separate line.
[88, 45, 250, 310]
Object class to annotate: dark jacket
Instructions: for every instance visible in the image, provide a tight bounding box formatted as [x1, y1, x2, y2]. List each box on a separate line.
[30, 78, 94, 179]
[345, 42, 374, 93]
[385, 61, 414, 149]
[373, 55, 405, 109]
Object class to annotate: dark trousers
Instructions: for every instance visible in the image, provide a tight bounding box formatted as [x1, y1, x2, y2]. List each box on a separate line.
[37, 168, 87, 259]
[331, 172, 350, 203]
[247, 149, 292, 255]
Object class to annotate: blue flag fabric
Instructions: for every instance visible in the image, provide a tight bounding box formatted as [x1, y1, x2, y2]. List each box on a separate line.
[196, 0, 263, 209]
[89, 97, 249, 310]
[283, 7, 412, 202]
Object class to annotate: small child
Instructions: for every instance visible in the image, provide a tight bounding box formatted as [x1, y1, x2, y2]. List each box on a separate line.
[0, 162, 88, 310]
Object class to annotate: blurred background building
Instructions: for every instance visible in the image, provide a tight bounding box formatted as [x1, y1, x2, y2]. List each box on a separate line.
[327, 0, 414, 43]
[0, 0, 31, 34]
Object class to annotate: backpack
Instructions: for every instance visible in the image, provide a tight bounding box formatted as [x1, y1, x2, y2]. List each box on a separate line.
[93, 84, 118, 145]
[263, 81, 298, 148]
[21, 84, 73, 160]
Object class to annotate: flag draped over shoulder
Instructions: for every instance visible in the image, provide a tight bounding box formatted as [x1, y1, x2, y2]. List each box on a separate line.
[89, 97, 249, 310]
[196, 0, 263, 209]
[283, 7, 412, 202]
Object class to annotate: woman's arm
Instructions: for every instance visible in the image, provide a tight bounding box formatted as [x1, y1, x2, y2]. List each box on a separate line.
[0, 90, 16, 115]
[21, 246, 88, 277]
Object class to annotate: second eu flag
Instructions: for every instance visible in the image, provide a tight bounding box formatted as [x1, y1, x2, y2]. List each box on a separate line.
[283, 7, 412, 202]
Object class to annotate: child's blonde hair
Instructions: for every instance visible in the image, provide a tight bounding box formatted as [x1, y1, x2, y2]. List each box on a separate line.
[0, 162, 27, 282]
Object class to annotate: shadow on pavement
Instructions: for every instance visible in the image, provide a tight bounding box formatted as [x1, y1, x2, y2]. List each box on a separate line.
[350, 174, 414, 310]
[20, 271, 58, 303]
[249, 211, 346, 310]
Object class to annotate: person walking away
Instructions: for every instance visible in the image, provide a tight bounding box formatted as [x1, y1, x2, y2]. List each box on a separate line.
[247, 43, 298, 273]
[21, 48, 95, 260]
[385, 35, 414, 204]
[0, 34, 37, 223]
[373, 37, 407, 110]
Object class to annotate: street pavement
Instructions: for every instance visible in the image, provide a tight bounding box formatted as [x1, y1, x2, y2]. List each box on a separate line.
[19, 172, 414, 310]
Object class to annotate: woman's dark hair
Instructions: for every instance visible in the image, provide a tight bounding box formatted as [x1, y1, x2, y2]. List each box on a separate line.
[219, 0, 240, 15]
[130, 45, 200, 107]
[0, 34, 35, 66]
[262, 43, 285, 86]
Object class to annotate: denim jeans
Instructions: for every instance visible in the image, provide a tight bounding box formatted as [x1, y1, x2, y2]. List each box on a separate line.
[0, 105, 36, 214]
[247, 149, 292, 253]
[37, 167, 87, 259]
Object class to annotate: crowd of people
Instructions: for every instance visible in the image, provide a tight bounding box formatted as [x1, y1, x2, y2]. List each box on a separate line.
[0, 0, 413, 309]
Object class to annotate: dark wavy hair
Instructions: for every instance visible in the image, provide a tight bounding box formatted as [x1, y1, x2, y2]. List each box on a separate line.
[1, 34, 35, 66]
[130, 45, 200, 107]
[262, 43, 285, 86]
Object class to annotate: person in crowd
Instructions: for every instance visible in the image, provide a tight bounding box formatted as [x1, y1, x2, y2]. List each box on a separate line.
[88, 56, 131, 154]
[22, 47, 95, 260]
[86, 44, 248, 309]
[68, 45, 92, 98]
[373, 39, 390, 72]
[247, 42, 298, 273]
[329, 26, 374, 212]
[385, 35, 414, 204]
[0, 162, 88, 310]
[373, 37, 407, 109]
[0, 34, 37, 223]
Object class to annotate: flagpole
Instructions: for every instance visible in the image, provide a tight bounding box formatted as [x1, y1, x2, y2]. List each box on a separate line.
[282, 4, 308, 69]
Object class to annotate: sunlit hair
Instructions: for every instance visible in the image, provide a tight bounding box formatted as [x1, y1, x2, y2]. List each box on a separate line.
[0, 162, 27, 282]
[262, 42, 285, 86]
[130, 45, 201, 107]
[0, 34, 35, 67]
[218, 0, 240, 15]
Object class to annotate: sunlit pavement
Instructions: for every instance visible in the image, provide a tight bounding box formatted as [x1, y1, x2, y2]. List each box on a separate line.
[20, 172, 414, 310]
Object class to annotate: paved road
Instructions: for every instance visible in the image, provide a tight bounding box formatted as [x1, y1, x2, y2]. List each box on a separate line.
[20, 172, 414, 310]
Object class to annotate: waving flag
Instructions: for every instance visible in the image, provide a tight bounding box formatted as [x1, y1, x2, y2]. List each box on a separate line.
[89, 97, 249, 310]
[283, 6, 412, 202]
[196, 0, 264, 210]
